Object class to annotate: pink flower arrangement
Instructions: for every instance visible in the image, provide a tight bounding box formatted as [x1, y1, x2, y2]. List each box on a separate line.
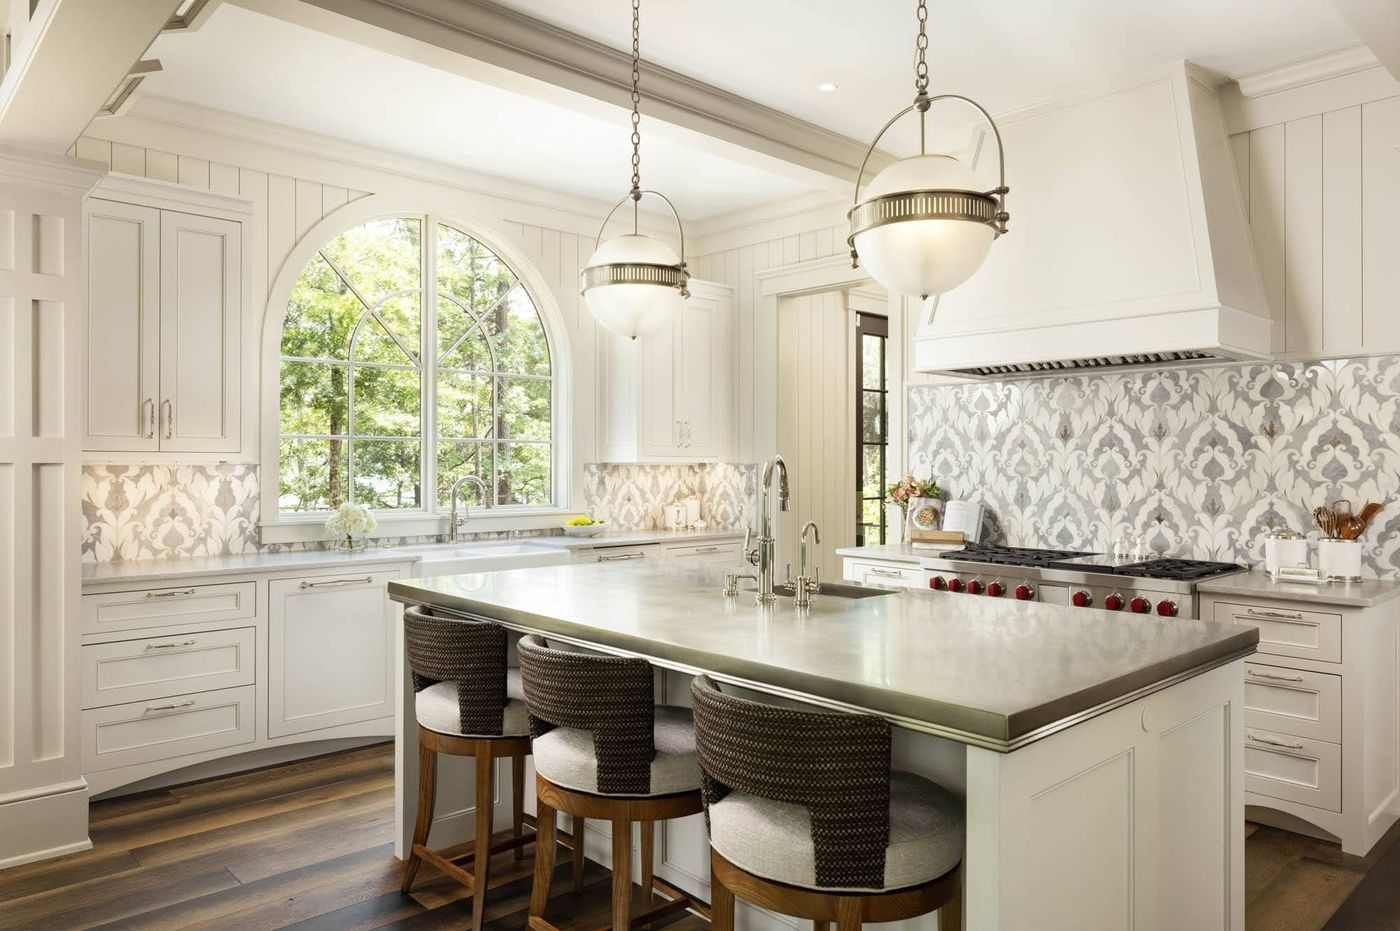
[886, 474, 941, 511]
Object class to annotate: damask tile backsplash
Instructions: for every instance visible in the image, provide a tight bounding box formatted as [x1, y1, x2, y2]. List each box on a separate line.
[908, 356, 1400, 577]
[83, 461, 757, 562]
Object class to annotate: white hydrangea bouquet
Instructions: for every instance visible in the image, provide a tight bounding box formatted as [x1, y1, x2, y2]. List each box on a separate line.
[325, 502, 377, 551]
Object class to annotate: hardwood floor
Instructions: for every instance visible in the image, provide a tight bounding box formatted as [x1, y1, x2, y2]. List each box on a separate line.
[1, 743, 1395, 930]
[0, 744, 705, 931]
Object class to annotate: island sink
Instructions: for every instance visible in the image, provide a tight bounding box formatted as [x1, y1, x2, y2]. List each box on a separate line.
[770, 580, 895, 599]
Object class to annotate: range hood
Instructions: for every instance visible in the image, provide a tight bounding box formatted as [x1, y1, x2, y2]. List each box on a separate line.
[913, 62, 1272, 379]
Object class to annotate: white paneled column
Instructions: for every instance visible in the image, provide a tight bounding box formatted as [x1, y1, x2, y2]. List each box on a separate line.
[0, 145, 100, 869]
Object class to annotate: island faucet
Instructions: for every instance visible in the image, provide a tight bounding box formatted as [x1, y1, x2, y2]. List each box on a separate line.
[794, 520, 822, 607]
[447, 475, 489, 542]
[747, 454, 790, 604]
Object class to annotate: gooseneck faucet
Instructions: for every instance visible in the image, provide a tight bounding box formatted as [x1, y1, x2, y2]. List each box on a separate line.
[747, 454, 790, 604]
[447, 475, 489, 542]
[794, 520, 822, 607]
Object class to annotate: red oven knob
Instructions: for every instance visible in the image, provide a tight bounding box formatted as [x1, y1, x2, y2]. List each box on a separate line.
[1071, 590, 1093, 608]
[966, 579, 984, 595]
[1156, 599, 1179, 617]
[1129, 596, 1152, 614]
[929, 575, 947, 591]
[986, 581, 1005, 598]
[947, 577, 965, 593]
[1103, 592, 1125, 611]
[1014, 584, 1035, 600]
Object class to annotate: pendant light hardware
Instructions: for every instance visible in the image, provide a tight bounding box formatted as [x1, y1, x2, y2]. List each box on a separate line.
[580, 0, 689, 339]
[847, 0, 1011, 299]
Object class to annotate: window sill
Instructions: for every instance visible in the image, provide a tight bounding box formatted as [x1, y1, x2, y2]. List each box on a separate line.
[259, 507, 581, 546]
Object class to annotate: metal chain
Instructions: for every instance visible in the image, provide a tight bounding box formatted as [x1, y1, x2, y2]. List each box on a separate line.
[914, 0, 929, 95]
[629, 0, 642, 201]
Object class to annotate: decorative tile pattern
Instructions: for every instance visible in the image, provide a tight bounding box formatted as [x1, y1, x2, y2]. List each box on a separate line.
[582, 463, 757, 530]
[908, 357, 1400, 577]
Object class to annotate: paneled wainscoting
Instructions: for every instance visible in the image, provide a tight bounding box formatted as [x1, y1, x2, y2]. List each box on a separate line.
[0, 744, 1395, 929]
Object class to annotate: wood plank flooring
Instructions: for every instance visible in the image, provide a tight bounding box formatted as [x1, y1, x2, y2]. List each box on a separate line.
[0, 743, 1394, 930]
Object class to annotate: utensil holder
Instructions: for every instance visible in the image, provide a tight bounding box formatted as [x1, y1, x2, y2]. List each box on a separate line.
[1318, 539, 1362, 581]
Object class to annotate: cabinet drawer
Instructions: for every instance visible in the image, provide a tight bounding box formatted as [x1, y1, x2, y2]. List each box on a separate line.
[1244, 662, 1342, 743]
[664, 541, 741, 562]
[81, 627, 255, 709]
[1245, 729, 1341, 812]
[584, 546, 653, 564]
[848, 560, 921, 589]
[83, 582, 257, 635]
[82, 684, 255, 773]
[1214, 600, 1341, 664]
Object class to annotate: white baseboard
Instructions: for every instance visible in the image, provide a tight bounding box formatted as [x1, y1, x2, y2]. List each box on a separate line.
[0, 784, 91, 871]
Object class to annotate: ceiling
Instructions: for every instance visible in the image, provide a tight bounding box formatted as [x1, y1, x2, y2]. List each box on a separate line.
[138, 3, 819, 220]
[138, 0, 1360, 220]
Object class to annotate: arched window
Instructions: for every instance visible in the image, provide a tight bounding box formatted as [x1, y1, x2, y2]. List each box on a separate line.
[278, 216, 554, 514]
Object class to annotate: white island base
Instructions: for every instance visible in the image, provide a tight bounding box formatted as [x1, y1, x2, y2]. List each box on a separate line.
[394, 646, 1245, 931]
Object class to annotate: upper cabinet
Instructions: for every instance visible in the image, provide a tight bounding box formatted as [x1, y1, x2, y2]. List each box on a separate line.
[84, 180, 246, 455]
[597, 279, 736, 462]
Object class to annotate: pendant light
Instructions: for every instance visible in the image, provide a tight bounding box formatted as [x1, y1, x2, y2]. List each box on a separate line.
[848, 0, 1010, 300]
[581, 0, 689, 340]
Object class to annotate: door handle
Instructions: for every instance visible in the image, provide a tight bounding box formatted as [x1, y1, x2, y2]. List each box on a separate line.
[144, 699, 197, 714]
[161, 399, 173, 439]
[1247, 668, 1305, 683]
[144, 639, 197, 651]
[1246, 608, 1307, 622]
[1247, 732, 1306, 751]
[143, 398, 155, 438]
[597, 553, 644, 562]
[145, 588, 196, 599]
[299, 576, 373, 590]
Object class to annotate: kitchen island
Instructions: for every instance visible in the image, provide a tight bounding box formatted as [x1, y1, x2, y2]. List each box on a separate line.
[389, 560, 1258, 931]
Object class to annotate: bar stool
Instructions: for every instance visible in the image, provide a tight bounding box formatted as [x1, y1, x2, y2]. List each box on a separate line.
[401, 606, 539, 931]
[517, 634, 710, 931]
[690, 674, 964, 931]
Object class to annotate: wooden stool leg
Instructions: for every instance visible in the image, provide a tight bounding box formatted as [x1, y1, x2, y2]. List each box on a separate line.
[837, 896, 862, 931]
[572, 816, 587, 893]
[401, 743, 436, 893]
[711, 875, 735, 931]
[512, 753, 526, 861]
[471, 753, 494, 931]
[529, 801, 557, 921]
[612, 819, 632, 931]
[814, 923, 831, 931]
[937, 882, 962, 931]
[639, 820, 655, 900]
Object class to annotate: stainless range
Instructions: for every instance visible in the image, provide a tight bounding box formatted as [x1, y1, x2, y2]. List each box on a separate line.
[918, 545, 1246, 619]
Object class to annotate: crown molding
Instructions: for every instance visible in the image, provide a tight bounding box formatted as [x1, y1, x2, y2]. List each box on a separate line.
[0, 144, 104, 193]
[1233, 44, 1381, 98]
[91, 171, 254, 217]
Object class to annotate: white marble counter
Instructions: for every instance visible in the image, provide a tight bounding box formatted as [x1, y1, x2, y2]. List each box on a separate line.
[1198, 568, 1400, 607]
[524, 528, 746, 550]
[81, 547, 422, 586]
[834, 543, 931, 564]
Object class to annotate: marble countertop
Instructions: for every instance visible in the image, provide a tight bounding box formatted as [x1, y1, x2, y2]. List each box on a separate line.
[834, 544, 930, 564]
[524, 528, 746, 550]
[389, 560, 1258, 752]
[1198, 569, 1400, 608]
[82, 547, 424, 586]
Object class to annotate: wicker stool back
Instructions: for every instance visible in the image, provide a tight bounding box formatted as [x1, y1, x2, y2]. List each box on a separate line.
[515, 634, 659, 795]
[403, 606, 509, 736]
[690, 673, 894, 890]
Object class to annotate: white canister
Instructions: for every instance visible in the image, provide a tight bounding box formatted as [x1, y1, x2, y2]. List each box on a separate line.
[1264, 528, 1309, 575]
[681, 496, 701, 527]
[1318, 538, 1363, 581]
[663, 503, 687, 530]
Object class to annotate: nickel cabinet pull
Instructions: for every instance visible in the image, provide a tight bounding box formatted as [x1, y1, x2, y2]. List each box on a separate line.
[693, 545, 720, 554]
[299, 576, 373, 590]
[867, 568, 904, 578]
[1247, 732, 1306, 751]
[142, 398, 155, 438]
[1247, 668, 1305, 683]
[161, 399, 173, 439]
[146, 588, 196, 599]
[1245, 607, 1307, 622]
[145, 639, 197, 651]
[597, 553, 644, 562]
[144, 699, 197, 714]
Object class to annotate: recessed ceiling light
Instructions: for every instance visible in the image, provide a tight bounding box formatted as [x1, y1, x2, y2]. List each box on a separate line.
[817, 82, 839, 93]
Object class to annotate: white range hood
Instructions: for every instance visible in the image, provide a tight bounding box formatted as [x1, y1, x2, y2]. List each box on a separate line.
[913, 62, 1271, 379]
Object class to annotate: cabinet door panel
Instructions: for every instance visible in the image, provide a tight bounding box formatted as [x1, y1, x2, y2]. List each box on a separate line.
[160, 211, 241, 452]
[86, 200, 159, 451]
[268, 570, 399, 738]
[638, 322, 680, 457]
[679, 296, 717, 458]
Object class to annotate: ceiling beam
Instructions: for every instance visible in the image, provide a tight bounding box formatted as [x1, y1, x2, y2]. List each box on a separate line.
[1328, 0, 1400, 79]
[230, 0, 888, 189]
[0, 0, 182, 152]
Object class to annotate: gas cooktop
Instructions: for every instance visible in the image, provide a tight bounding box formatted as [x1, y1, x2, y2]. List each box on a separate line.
[937, 545, 1094, 567]
[936, 546, 1243, 581]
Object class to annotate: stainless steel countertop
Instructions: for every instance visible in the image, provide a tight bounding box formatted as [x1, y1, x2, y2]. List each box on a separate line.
[1198, 568, 1400, 608]
[389, 560, 1258, 752]
[834, 544, 928, 564]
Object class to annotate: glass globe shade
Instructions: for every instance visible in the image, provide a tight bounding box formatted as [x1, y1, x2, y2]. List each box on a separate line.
[853, 154, 995, 298]
[582, 233, 684, 340]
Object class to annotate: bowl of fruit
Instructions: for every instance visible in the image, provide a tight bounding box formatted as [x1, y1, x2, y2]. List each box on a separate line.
[562, 516, 606, 537]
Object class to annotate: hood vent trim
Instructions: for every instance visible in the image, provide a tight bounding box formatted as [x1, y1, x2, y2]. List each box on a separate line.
[948, 350, 1225, 379]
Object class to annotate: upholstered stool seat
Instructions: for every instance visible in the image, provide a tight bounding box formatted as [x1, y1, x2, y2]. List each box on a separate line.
[531, 705, 701, 796]
[707, 770, 963, 892]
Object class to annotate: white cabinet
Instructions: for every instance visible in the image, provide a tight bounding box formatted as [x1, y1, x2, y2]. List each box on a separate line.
[84, 198, 242, 454]
[844, 557, 922, 589]
[267, 569, 401, 738]
[598, 280, 735, 462]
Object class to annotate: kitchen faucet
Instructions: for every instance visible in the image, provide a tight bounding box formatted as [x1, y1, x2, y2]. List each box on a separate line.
[794, 520, 822, 607]
[447, 475, 489, 542]
[742, 454, 790, 604]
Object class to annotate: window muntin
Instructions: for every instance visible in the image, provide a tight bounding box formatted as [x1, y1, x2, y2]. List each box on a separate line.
[855, 312, 889, 546]
[278, 217, 553, 515]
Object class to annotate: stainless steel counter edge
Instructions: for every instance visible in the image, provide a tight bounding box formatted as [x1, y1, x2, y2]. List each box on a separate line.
[388, 579, 1258, 753]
